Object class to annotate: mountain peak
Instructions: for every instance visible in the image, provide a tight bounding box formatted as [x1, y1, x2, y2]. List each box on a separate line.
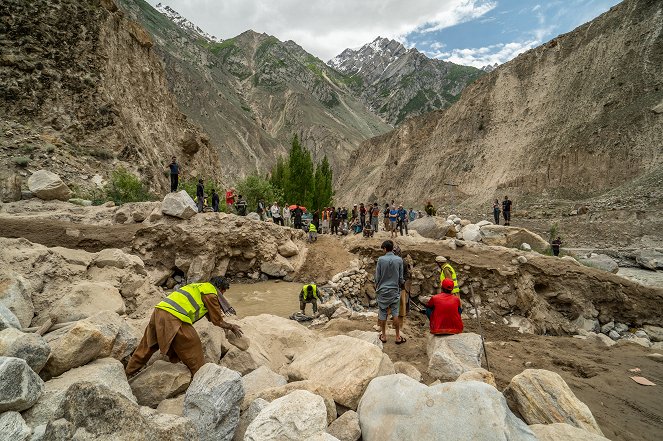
[328, 37, 407, 72]
[155, 3, 220, 43]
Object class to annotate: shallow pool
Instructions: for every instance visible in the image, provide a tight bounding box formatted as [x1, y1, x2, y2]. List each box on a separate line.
[223, 281, 303, 318]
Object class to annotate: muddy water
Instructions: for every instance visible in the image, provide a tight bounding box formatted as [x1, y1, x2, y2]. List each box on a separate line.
[224, 281, 302, 318]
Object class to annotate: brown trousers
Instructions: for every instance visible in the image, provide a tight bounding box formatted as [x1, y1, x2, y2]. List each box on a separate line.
[125, 309, 204, 377]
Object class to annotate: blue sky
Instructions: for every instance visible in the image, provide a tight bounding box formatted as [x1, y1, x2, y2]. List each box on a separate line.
[149, 0, 622, 67]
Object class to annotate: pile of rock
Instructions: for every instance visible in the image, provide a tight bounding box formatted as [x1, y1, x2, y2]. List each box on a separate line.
[322, 268, 371, 311]
[575, 321, 662, 349]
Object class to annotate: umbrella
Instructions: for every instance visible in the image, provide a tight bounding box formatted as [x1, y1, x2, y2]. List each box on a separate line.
[288, 205, 307, 212]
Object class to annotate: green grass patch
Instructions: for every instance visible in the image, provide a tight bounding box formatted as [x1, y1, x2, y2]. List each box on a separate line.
[105, 167, 155, 205]
[12, 156, 30, 167]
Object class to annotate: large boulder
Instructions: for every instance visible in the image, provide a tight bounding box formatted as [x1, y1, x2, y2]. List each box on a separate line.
[285, 335, 395, 410]
[232, 398, 268, 441]
[162, 190, 198, 219]
[427, 333, 484, 381]
[157, 395, 185, 416]
[0, 411, 31, 441]
[183, 364, 244, 441]
[27, 170, 71, 201]
[408, 216, 455, 240]
[51, 382, 194, 441]
[0, 304, 21, 332]
[91, 248, 147, 274]
[130, 360, 191, 408]
[42, 311, 139, 378]
[461, 224, 482, 242]
[530, 423, 611, 440]
[47, 281, 125, 324]
[244, 390, 328, 441]
[635, 249, 663, 270]
[479, 225, 549, 253]
[244, 380, 337, 425]
[503, 369, 603, 435]
[194, 320, 231, 364]
[22, 358, 135, 428]
[260, 254, 295, 277]
[0, 357, 43, 412]
[577, 254, 619, 274]
[327, 409, 361, 441]
[0, 271, 34, 329]
[240, 365, 287, 406]
[643, 325, 663, 342]
[220, 314, 315, 375]
[393, 361, 422, 382]
[358, 374, 537, 441]
[0, 328, 50, 373]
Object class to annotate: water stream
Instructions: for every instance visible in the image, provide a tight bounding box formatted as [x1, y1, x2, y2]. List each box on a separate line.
[223, 281, 303, 318]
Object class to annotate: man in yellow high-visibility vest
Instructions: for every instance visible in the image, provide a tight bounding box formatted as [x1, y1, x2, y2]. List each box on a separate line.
[300, 283, 320, 315]
[125, 277, 242, 377]
[435, 256, 460, 297]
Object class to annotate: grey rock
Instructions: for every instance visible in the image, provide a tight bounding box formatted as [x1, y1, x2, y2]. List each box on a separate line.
[634, 330, 649, 339]
[608, 330, 620, 340]
[427, 333, 484, 381]
[634, 249, 663, 270]
[184, 364, 244, 441]
[246, 212, 261, 221]
[156, 395, 185, 416]
[0, 271, 33, 329]
[578, 254, 619, 273]
[572, 316, 599, 333]
[520, 243, 532, 251]
[0, 304, 21, 332]
[0, 328, 50, 373]
[130, 360, 191, 408]
[517, 256, 528, 264]
[600, 321, 614, 334]
[0, 411, 31, 441]
[240, 366, 287, 407]
[0, 357, 43, 412]
[643, 325, 663, 342]
[586, 332, 616, 347]
[27, 170, 71, 201]
[393, 361, 422, 382]
[358, 374, 536, 441]
[22, 358, 135, 428]
[232, 398, 268, 441]
[245, 390, 328, 441]
[161, 190, 198, 219]
[327, 409, 361, 441]
[614, 322, 629, 333]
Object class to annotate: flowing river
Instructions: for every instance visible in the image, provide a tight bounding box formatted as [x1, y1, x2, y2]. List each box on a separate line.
[223, 281, 303, 318]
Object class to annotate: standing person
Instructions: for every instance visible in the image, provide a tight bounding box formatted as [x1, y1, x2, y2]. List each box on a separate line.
[225, 187, 237, 210]
[389, 204, 398, 238]
[331, 207, 340, 235]
[166, 156, 180, 192]
[371, 203, 380, 233]
[299, 283, 320, 315]
[211, 189, 220, 212]
[235, 195, 247, 216]
[312, 209, 320, 231]
[375, 240, 405, 344]
[502, 196, 512, 226]
[196, 179, 204, 213]
[359, 203, 366, 227]
[425, 200, 435, 216]
[408, 207, 416, 223]
[293, 204, 303, 229]
[393, 246, 410, 326]
[125, 277, 242, 377]
[351, 205, 358, 222]
[397, 205, 408, 236]
[283, 203, 291, 227]
[321, 207, 329, 234]
[257, 199, 266, 221]
[383, 203, 390, 232]
[435, 256, 459, 296]
[493, 199, 501, 225]
[271, 201, 283, 225]
[427, 278, 463, 335]
[551, 236, 562, 257]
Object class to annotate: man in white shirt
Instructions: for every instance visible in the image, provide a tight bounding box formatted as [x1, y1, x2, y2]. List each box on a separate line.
[282, 203, 291, 227]
[271, 201, 283, 226]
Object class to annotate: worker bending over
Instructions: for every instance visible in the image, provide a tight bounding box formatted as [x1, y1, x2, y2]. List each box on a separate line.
[300, 283, 320, 315]
[427, 278, 463, 334]
[125, 277, 242, 377]
[435, 256, 459, 297]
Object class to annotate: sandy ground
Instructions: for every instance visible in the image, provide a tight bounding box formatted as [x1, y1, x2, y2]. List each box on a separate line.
[294, 234, 357, 284]
[322, 313, 663, 441]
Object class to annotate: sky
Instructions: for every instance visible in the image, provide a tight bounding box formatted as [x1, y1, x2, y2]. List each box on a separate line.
[147, 0, 622, 67]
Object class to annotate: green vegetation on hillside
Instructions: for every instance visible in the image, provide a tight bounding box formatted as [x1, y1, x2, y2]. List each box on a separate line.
[105, 167, 155, 205]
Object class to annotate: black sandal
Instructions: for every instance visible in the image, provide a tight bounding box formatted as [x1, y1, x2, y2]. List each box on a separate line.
[395, 337, 407, 345]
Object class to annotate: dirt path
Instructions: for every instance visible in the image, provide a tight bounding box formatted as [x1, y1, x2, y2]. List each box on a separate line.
[294, 235, 356, 284]
[322, 314, 663, 441]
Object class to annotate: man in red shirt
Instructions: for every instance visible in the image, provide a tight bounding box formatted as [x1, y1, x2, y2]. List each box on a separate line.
[427, 278, 463, 335]
[225, 187, 236, 210]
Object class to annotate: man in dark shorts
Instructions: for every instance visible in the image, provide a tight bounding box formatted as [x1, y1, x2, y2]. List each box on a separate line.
[502, 196, 512, 226]
[375, 240, 405, 344]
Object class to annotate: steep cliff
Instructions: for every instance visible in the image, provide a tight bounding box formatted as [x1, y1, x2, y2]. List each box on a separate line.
[336, 0, 663, 210]
[0, 0, 224, 200]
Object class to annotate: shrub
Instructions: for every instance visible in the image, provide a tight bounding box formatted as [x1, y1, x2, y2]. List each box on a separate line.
[90, 149, 114, 160]
[12, 156, 30, 167]
[104, 167, 154, 205]
[236, 174, 284, 212]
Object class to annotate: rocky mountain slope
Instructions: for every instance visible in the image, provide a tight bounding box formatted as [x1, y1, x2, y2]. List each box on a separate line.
[329, 37, 484, 124]
[0, 0, 223, 201]
[336, 0, 663, 212]
[154, 2, 219, 43]
[117, 0, 390, 177]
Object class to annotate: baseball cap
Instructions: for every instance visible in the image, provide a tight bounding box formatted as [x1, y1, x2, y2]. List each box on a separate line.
[441, 278, 455, 292]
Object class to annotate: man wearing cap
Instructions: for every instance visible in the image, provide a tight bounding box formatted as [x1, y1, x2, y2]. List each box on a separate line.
[427, 278, 464, 335]
[375, 240, 406, 344]
[125, 277, 242, 377]
[435, 256, 459, 296]
[299, 283, 320, 315]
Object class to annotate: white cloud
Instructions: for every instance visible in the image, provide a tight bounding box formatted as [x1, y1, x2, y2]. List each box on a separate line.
[148, 0, 495, 60]
[436, 40, 539, 67]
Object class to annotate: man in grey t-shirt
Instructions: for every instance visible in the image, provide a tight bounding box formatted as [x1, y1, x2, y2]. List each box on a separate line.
[375, 240, 405, 344]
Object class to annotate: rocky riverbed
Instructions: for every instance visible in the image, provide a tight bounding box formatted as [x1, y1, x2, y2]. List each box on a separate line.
[1, 191, 662, 441]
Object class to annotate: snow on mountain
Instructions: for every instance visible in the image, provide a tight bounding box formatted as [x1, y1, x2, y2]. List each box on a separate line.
[155, 3, 220, 43]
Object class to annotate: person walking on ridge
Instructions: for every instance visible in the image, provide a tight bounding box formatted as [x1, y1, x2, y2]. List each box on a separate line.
[375, 240, 405, 344]
[502, 196, 512, 226]
[493, 199, 501, 225]
[125, 277, 242, 377]
[166, 156, 180, 192]
[552, 236, 562, 257]
[435, 256, 459, 296]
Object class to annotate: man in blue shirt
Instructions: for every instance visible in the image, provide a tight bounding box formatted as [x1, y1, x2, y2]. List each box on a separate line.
[389, 205, 398, 238]
[397, 205, 408, 236]
[375, 240, 405, 344]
